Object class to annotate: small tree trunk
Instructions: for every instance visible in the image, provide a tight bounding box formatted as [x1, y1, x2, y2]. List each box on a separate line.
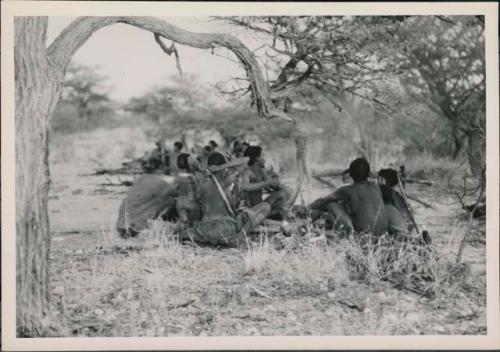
[15, 17, 63, 336]
[467, 125, 486, 182]
[287, 135, 310, 207]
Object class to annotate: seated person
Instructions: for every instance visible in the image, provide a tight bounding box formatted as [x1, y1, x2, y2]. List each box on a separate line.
[241, 146, 290, 221]
[169, 141, 184, 176]
[173, 153, 203, 227]
[310, 158, 389, 238]
[198, 145, 212, 169]
[378, 168, 432, 245]
[231, 139, 249, 158]
[116, 174, 177, 238]
[177, 152, 272, 248]
[142, 139, 169, 173]
[378, 168, 413, 235]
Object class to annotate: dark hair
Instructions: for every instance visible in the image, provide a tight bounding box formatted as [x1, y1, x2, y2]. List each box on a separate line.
[349, 158, 370, 182]
[177, 153, 190, 171]
[209, 140, 218, 149]
[174, 141, 184, 151]
[207, 152, 226, 167]
[378, 168, 399, 187]
[244, 146, 262, 166]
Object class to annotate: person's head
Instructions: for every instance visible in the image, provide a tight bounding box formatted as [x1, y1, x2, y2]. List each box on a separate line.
[349, 157, 370, 182]
[378, 168, 399, 187]
[209, 140, 218, 150]
[207, 152, 226, 167]
[177, 153, 191, 171]
[244, 146, 264, 167]
[174, 141, 184, 153]
[203, 145, 212, 156]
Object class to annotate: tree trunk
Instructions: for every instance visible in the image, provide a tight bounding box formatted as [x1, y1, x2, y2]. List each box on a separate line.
[467, 116, 486, 182]
[287, 135, 310, 208]
[15, 17, 64, 336]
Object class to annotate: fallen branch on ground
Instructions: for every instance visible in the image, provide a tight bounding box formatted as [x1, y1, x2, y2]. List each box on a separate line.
[248, 285, 273, 300]
[313, 175, 337, 189]
[407, 195, 434, 209]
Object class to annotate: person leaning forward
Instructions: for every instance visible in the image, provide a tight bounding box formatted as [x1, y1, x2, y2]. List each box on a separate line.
[240, 146, 291, 221]
[310, 157, 389, 238]
[176, 152, 271, 248]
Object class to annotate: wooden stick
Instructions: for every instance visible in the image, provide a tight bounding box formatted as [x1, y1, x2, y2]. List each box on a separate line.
[407, 195, 434, 209]
[397, 173, 420, 235]
[249, 285, 273, 300]
[313, 175, 336, 189]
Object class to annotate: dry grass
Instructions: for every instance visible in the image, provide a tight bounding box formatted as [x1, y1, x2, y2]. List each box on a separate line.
[42, 126, 486, 337]
[44, 217, 486, 337]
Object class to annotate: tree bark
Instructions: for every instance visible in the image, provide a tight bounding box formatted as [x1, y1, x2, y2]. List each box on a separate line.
[15, 17, 65, 336]
[287, 135, 310, 208]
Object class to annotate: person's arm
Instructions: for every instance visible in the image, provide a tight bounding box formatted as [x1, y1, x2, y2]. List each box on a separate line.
[310, 188, 345, 209]
[240, 170, 274, 192]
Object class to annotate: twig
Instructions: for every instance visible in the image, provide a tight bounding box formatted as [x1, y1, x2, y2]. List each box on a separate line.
[407, 195, 434, 209]
[172, 298, 196, 309]
[248, 285, 273, 300]
[313, 175, 336, 189]
[336, 299, 365, 312]
[397, 173, 420, 234]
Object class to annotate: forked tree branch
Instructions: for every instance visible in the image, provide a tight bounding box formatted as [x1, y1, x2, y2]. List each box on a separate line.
[154, 33, 183, 78]
[47, 16, 293, 122]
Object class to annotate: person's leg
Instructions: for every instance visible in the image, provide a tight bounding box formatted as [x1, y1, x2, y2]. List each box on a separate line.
[323, 202, 353, 235]
[241, 202, 272, 233]
[385, 204, 408, 236]
[265, 188, 290, 221]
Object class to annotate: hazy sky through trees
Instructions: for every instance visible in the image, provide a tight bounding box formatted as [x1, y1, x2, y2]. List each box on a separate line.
[47, 17, 262, 102]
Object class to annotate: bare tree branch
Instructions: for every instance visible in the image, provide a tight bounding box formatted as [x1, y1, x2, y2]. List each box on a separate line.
[47, 16, 293, 122]
[154, 33, 183, 78]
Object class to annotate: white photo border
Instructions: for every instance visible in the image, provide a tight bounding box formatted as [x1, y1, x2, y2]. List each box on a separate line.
[2, 1, 499, 350]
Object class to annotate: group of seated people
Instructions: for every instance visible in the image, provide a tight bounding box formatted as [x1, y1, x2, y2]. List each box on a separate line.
[305, 158, 430, 244]
[117, 140, 291, 247]
[118, 140, 430, 249]
[142, 139, 230, 175]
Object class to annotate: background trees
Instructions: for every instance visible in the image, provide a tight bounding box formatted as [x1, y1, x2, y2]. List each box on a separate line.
[218, 16, 485, 176]
[52, 64, 115, 134]
[393, 16, 485, 178]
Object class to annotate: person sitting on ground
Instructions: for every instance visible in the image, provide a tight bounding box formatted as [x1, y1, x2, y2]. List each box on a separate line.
[142, 139, 169, 173]
[169, 141, 184, 176]
[378, 168, 432, 245]
[198, 145, 213, 169]
[310, 157, 389, 238]
[241, 146, 291, 221]
[116, 174, 177, 238]
[173, 153, 203, 227]
[176, 152, 273, 248]
[378, 168, 413, 235]
[231, 139, 249, 158]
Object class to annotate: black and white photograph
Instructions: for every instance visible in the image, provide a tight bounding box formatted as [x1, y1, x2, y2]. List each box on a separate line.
[2, 1, 499, 350]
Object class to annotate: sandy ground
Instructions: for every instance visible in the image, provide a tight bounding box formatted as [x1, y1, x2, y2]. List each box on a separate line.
[44, 129, 486, 337]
